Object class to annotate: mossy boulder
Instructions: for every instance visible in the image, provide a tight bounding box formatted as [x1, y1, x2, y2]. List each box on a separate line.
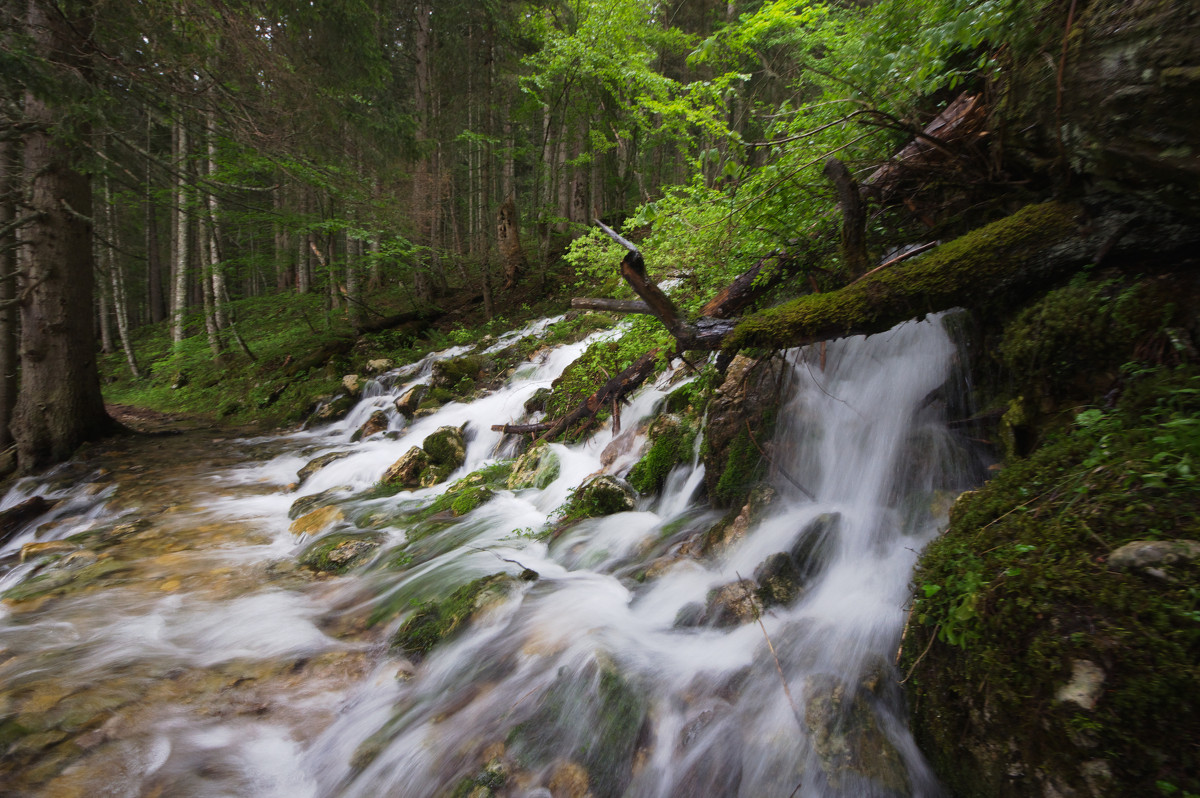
[423, 426, 467, 469]
[382, 447, 429, 488]
[903, 366, 1200, 797]
[627, 414, 697, 495]
[431, 354, 491, 396]
[391, 572, 519, 657]
[507, 443, 560, 490]
[563, 475, 636, 521]
[298, 532, 383, 574]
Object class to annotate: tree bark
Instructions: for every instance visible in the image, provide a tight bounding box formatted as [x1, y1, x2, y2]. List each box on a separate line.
[102, 169, 140, 377]
[0, 128, 18, 449]
[170, 115, 189, 346]
[13, 0, 115, 472]
[822, 156, 869, 278]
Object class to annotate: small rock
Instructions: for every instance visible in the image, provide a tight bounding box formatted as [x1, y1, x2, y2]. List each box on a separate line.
[366, 358, 394, 373]
[296, 451, 352, 485]
[342, 374, 363, 396]
[289, 505, 345, 537]
[567, 474, 637, 519]
[1108, 539, 1200, 576]
[507, 443, 560, 490]
[289, 486, 352, 519]
[19, 540, 78, 563]
[1055, 659, 1105, 711]
[354, 410, 390, 441]
[547, 761, 590, 798]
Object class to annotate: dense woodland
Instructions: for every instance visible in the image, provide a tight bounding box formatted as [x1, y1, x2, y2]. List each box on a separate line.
[1, 0, 1071, 471]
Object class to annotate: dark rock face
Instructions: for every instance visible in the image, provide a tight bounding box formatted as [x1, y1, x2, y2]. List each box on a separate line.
[1007, 0, 1200, 215]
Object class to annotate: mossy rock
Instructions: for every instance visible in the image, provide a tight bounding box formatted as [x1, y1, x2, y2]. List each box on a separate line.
[311, 394, 355, 423]
[563, 475, 636, 521]
[382, 447, 429, 488]
[432, 355, 491, 395]
[903, 366, 1200, 797]
[391, 572, 518, 657]
[394, 384, 428, 418]
[627, 415, 696, 495]
[423, 426, 467, 469]
[298, 532, 384, 574]
[2, 557, 134, 604]
[507, 443, 560, 490]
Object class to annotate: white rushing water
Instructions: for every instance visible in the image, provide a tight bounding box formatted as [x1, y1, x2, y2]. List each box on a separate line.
[0, 314, 978, 797]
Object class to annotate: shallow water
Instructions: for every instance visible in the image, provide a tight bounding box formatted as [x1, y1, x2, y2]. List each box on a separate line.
[0, 316, 979, 797]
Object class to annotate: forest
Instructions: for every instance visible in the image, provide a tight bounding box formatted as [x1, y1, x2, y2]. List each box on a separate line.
[1, 0, 1198, 796]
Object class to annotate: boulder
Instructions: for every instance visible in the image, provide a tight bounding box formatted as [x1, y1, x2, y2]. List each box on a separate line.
[342, 374, 364, 396]
[566, 475, 637, 519]
[353, 411, 390, 441]
[394, 384, 428, 419]
[705, 579, 762, 627]
[423, 425, 467, 468]
[382, 447, 429, 488]
[296, 451, 352, 485]
[507, 443, 561, 490]
[365, 358, 394, 373]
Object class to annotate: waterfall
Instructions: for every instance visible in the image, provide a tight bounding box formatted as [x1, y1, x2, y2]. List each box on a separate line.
[0, 315, 978, 797]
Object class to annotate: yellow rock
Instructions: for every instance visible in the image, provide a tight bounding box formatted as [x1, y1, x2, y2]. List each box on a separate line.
[289, 505, 345, 536]
[18, 540, 79, 563]
[160, 579, 181, 592]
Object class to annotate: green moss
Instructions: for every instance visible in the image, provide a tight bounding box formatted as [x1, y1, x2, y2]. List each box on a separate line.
[904, 366, 1200, 797]
[560, 476, 636, 522]
[627, 420, 696, 494]
[2, 558, 134, 603]
[298, 532, 383, 574]
[713, 425, 768, 507]
[726, 202, 1080, 351]
[391, 572, 515, 656]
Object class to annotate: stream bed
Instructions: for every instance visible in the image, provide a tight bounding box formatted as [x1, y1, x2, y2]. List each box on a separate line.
[0, 316, 979, 797]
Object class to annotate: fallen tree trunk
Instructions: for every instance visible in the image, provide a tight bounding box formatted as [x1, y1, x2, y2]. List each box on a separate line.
[724, 200, 1200, 352]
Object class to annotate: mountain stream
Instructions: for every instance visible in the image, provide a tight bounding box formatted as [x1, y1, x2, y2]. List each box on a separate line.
[0, 315, 979, 797]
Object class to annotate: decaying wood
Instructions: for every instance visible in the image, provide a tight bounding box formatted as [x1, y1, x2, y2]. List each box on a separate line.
[823, 157, 869, 277]
[491, 421, 554, 435]
[569, 298, 654, 315]
[698, 249, 806, 319]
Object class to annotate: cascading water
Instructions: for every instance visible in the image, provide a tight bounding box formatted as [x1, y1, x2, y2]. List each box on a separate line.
[0, 314, 979, 797]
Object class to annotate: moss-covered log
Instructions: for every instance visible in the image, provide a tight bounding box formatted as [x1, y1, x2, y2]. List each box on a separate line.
[725, 201, 1082, 351]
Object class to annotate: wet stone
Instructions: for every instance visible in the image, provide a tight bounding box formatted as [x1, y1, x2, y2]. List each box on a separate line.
[288, 486, 352, 520]
[394, 384, 428, 419]
[352, 410, 390, 442]
[382, 447, 429, 487]
[289, 505, 346, 537]
[296, 451, 352, 485]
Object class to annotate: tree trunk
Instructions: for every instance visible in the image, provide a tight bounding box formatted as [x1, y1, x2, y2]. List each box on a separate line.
[145, 115, 166, 323]
[13, 0, 114, 472]
[103, 172, 141, 378]
[198, 209, 223, 359]
[346, 234, 366, 329]
[0, 130, 18, 450]
[411, 1, 434, 304]
[170, 116, 189, 346]
[205, 111, 227, 329]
